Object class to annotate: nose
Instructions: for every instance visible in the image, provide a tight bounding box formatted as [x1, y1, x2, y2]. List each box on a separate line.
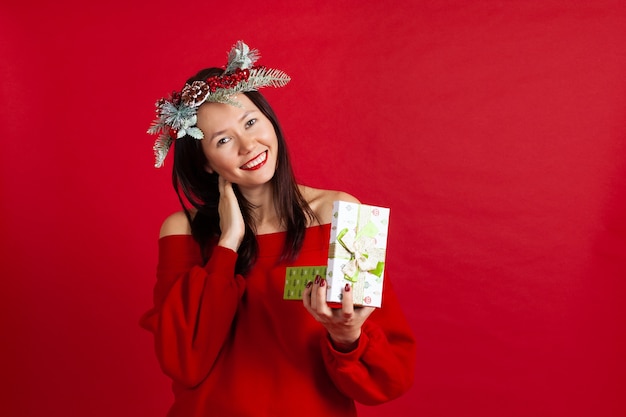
[238, 132, 256, 154]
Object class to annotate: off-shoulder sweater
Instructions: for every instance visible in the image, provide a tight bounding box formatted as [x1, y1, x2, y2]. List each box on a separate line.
[140, 224, 416, 417]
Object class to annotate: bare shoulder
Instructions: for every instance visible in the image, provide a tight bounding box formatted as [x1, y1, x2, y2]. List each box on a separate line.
[159, 210, 192, 237]
[299, 185, 360, 225]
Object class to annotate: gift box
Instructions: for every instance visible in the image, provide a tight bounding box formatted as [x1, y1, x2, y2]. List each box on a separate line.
[326, 201, 390, 308]
[283, 200, 390, 308]
[283, 265, 327, 300]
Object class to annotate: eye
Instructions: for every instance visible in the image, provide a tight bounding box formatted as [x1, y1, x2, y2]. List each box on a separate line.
[245, 118, 257, 128]
[217, 137, 231, 146]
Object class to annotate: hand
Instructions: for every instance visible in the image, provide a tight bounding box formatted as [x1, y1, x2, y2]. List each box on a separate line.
[217, 176, 245, 251]
[303, 275, 375, 350]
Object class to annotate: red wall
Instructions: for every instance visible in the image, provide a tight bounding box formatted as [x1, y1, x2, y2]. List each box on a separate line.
[1, 1, 625, 416]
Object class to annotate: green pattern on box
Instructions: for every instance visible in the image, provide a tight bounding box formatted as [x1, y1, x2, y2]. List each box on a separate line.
[283, 266, 327, 300]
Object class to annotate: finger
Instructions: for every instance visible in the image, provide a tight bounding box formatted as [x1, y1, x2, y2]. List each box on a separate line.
[302, 280, 313, 311]
[221, 177, 235, 196]
[218, 175, 226, 194]
[356, 306, 376, 320]
[218, 177, 238, 207]
[311, 275, 331, 315]
[308, 275, 321, 310]
[341, 283, 355, 318]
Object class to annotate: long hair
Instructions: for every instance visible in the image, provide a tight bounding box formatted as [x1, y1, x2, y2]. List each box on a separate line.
[171, 67, 315, 274]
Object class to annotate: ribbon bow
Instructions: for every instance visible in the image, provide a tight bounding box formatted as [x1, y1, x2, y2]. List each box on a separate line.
[337, 228, 382, 282]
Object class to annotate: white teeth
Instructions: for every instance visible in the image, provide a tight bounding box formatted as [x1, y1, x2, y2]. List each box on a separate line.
[242, 151, 267, 169]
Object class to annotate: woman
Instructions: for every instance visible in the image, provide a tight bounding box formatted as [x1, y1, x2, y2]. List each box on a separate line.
[140, 41, 416, 417]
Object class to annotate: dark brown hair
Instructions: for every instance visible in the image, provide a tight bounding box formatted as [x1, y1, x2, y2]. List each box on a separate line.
[171, 67, 315, 274]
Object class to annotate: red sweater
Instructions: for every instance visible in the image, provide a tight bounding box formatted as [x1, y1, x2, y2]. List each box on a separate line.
[140, 224, 416, 417]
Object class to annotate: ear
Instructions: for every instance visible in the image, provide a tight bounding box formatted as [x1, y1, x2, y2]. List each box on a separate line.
[204, 162, 214, 174]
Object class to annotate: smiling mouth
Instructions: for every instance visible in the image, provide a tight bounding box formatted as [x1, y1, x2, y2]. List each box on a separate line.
[240, 151, 268, 170]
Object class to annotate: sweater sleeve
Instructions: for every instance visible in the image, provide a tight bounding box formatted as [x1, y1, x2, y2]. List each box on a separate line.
[139, 235, 246, 388]
[320, 278, 417, 405]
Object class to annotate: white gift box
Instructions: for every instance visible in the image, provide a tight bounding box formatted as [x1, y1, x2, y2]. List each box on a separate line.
[326, 201, 390, 308]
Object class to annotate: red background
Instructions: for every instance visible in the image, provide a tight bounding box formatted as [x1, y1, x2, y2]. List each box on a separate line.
[1, 1, 625, 416]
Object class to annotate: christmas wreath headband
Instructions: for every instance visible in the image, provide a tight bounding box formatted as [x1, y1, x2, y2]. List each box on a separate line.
[147, 40, 291, 168]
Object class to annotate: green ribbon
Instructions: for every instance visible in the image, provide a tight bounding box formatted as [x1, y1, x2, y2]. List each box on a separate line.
[334, 206, 385, 282]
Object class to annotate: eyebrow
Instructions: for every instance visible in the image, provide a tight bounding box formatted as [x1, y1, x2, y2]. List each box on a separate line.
[208, 110, 255, 141]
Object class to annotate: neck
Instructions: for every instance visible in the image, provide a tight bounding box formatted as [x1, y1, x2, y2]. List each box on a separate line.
[238, 183, 282, 234]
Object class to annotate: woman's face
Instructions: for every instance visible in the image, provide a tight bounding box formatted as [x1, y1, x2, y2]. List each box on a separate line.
[197, 94, 278, 189]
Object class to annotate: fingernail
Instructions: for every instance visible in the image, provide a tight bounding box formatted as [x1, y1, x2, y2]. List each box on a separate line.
[314, 275, 321, 284]
[306, 281, 313, 289]
[320, 279, 326, 287]
[345, 283, 351, 292]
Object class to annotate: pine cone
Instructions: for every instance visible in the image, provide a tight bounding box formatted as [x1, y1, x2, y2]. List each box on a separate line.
[181, 81, 210, 107]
